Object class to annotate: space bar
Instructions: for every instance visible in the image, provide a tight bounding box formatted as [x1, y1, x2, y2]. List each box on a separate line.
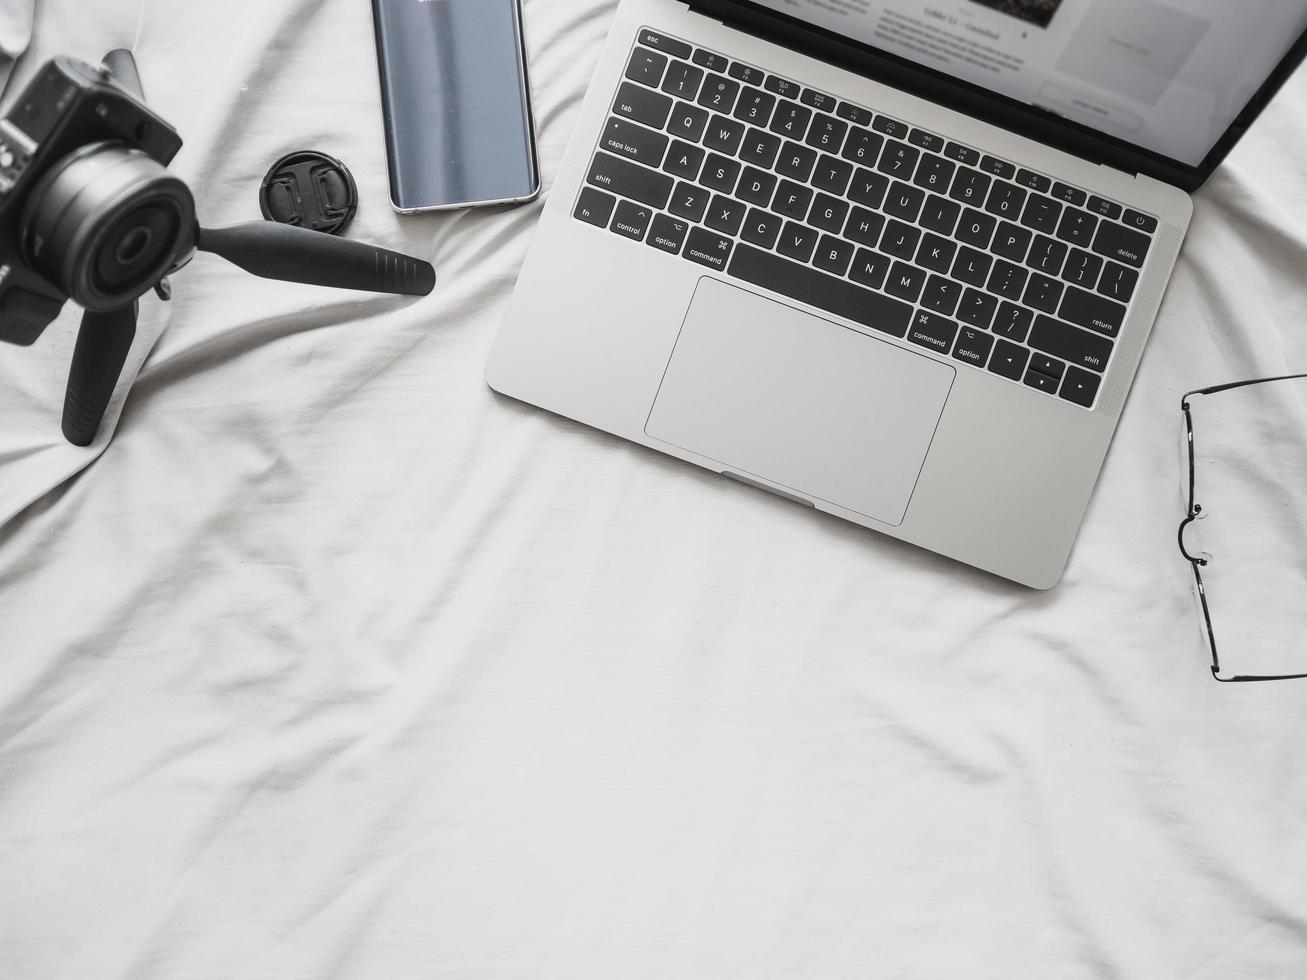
[727, 245, 912, 339]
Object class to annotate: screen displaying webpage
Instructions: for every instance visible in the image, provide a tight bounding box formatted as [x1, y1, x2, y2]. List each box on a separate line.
[747, 0, 1307, 166]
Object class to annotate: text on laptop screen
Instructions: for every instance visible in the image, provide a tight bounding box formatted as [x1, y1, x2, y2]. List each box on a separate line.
[747, 0, 1307, 167]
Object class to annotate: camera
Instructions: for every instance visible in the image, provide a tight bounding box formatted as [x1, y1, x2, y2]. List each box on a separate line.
[0, 56, 192, 347]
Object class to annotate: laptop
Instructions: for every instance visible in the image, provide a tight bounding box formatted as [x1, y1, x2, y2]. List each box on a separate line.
[487, 0, 1307, 588]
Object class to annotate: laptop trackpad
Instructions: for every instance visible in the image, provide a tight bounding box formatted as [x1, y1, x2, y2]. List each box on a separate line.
[645, 279, 955, 526]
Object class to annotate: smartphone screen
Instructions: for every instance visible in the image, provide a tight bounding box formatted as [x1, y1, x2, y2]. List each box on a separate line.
[372, 0, 539, 212]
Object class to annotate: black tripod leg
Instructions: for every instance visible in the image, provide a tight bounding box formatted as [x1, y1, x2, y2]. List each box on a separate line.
[62, 304, 138, 447]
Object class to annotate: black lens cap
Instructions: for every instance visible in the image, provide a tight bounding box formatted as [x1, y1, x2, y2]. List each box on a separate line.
[259, 150, 357, 235]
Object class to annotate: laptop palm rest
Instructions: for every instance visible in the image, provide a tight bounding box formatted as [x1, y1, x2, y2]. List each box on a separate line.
[645, 279, 955, 526]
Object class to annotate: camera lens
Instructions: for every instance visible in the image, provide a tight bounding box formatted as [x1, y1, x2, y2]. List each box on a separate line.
[22, 142, 195, 312]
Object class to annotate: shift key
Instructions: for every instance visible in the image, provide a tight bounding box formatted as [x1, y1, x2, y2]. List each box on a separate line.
[587, 151, 674, 210]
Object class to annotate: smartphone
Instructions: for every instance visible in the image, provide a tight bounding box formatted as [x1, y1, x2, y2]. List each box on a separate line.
[371, 0, 540, 213]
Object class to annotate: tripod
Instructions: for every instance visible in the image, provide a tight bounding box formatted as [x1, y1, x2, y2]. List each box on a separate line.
[61, 49, 436, 446]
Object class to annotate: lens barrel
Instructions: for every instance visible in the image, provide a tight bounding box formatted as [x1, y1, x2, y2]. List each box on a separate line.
[21, 142, 194, 311]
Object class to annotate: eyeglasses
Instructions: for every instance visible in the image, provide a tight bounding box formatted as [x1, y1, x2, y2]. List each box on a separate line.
[1179, 373, 1307, 682]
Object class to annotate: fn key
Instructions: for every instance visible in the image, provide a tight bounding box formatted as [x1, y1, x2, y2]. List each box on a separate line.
[574, 187, 616, 228]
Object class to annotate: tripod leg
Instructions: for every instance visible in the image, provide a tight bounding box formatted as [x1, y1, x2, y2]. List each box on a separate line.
[62, 304, 138, 446]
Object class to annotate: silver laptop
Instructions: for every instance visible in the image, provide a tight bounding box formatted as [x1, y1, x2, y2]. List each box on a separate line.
[487, 0, 1307, 588]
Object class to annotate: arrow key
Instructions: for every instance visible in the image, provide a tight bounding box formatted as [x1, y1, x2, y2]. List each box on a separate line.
[987, 338, 1029, 381]
[1059, 365, 1102, 408]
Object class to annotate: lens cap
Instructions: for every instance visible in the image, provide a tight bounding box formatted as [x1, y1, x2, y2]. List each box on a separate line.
[259, 150, 357, 235]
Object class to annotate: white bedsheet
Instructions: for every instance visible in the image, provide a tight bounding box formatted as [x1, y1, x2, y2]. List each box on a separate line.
[3, 1, 1307, 977]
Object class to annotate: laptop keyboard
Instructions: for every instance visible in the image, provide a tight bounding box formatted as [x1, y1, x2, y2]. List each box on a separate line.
[572, 28, 1160, 411]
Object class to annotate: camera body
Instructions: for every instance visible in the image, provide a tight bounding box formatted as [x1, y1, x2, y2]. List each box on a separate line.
[0, 57, 185, 346]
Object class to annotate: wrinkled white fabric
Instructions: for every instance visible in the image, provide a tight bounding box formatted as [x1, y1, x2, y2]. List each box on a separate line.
[2, 1, 1307, 978]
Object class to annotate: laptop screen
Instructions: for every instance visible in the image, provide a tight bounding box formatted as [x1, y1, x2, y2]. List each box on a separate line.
[744, 0, 1307, 167]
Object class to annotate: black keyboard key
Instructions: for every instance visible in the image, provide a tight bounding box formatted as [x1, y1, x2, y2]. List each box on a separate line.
[944, 142, 981, 166]
[951, 247, 991, 287]
[1059, 284, 1126, 337]
[878, 140, 919, 179]
[909, 129, 945, 153]
[667, 102, 709, 142]
[739, 128, 782, 169]
[917, 234, 956, 274]
[1023, 272, 1063, 314]
[1020, 194, 1062, 235]
[1122, 209, 1158, 233]
[774, 180, 813, 220]
[913, 154, 955, 193]
[909, 310, 958, 354]
[601, 116, 669, 166]
[1062, 249, 1102, 289]
[778, 221, 819, 263]
[661, 61, 704, 101]
[697, 74, 740, 113]
[692, 49, 729, 73]
[574, 187, 616, 228]
[980, 155, 1016, 179]
[953, 209, 993, 250]
[988, 339, 1030, 381]
[684, 226, 733, 270]
[885, 181, 925, 222]
[813, 235, 855, 276]
[801, 88, 837, 112]
[958, 288, 997, 329]
[638, 30, 692, 61]
[953, 326, 995, 369]
[1024, 368, 1059, 394]
[1060, 366, 1102, 408]
[1056, 207, 1098, 248]
[872, 116, 908, 139]
[1097, 261, 1138, 303]
[812, 154, 853, 196]
[922, 276, 962, 317]
[849, 168, 889, 209]
[841, 126, 883, 166]
[843, 207, 885, 248]
[809, 193, 849, 234]
[1027, 235, 1068, 277]
[706, 195, 747, 236]
[987, 259, 1027, 302]
[886, 262, 928, 303]
[588, 151, 673, 209]
[1092, 221, 1150, 268]
[742, 208, 783, 249]
[880, 220, 920, 260]
[764, 76, 801, 99]
[850, 248, 890, 290]
[610, 199, 653, 241]
[1029, 353, 1065, 379]
[701, 153, 741, 192]
[738, 167, 777, 207]
[729, 244, 913, 338]
[994, 302, 1033, 342]
[729, 62, 765, 86]
[669, 181, 710, 222]
[993, 222, 1031, 262]
[704, 115, 746, 154]
[1015, 169, 1050, 193]
[1052, 182, 1086, 206]
[985, 181, 1026, 220]
[770, 100, 812, 140]
[626, 48, 668, 88]
[776, 141, 818, 182]
[647, 213, 691, 254]
[806, 113, 848, 152]
[664, 141, 705, 180]
[1086, 195, 1122, 219]
[1030, 316, 1113, 373]
[949, 166, 991, 206]
[734, 87, 776, 126]
[837, 102, 873, 126]
[613, 82, 673, 129]
[921, 195, 961, 236]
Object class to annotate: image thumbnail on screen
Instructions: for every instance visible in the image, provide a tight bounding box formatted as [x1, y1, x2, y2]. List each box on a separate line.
[968, 0, 1065, 28]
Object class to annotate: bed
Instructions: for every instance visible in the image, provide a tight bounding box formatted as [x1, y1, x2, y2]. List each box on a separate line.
[3, 0, 1306, 976]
